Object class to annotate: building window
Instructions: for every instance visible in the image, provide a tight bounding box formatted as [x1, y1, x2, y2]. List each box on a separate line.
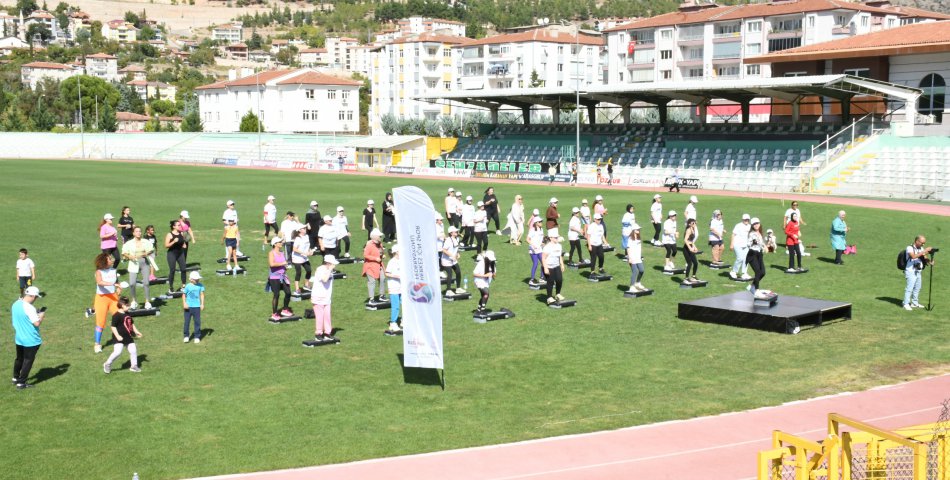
[918, 73, 946, 122]
[747, 21, 762, 32]
[661, 70, 672, 79]
[860, 16, 868, 27]
[557, 80, 563, 86]
[835, 15, 847, 26]
[328, 90, 337, 99]
[557, 63, 563, 72]
[444, 81, 451, 89]
[716, 65, 740, 77]
[558, 45, 563, 54]
[660, 50, 672, 60]
[784, 71, 807, 77]
[338, 110, 345, 120]
[305, 89, 314, 99]
[887, 18, 897, 28]
[346, 111, 353, 120]
[769, 37, 802, 52]
[630, 69, 652, 83]
[843, 68, 870, 78]
[746, 43, 761, 55]
[341, 91, 349, 100]
[660, 29, 672, 40]
[746, 64, 760, 76]
[687, 68, 703, 78]
[302, 110, 309, 120]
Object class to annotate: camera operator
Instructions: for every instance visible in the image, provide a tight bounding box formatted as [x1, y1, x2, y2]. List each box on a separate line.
[903, 235, 934, 311]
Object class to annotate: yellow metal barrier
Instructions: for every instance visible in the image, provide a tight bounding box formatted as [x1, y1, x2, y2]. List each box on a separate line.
[758, 414, 948, 480]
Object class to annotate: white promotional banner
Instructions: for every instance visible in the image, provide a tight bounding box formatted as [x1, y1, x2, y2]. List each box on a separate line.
[393, 186, 444, 370]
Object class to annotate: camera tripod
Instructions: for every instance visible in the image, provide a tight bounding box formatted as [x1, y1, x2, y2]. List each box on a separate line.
[926, 250, 937, 311]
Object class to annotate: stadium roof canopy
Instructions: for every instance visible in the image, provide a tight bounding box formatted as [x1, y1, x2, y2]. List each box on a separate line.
[416, 74, 922, 121]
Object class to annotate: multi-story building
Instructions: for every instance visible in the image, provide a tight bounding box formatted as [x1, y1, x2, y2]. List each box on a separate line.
[298, 47, 329, 67]
[212, 22, 243, 43]
[66, 11, 91, 41]
[0, 35, 29, 57]
[195, 68, 361, 133]
[102, 20, 139, 44]
[457, 27, 605, 91]
[20, 61, 81, 90]
[370, 33, 474, 133]
[349, 45, 373, 76]
[118, 64, 147, 81]
[325, 36, 360, 70]
[0, 13, 15, 38]
[85, 52, 118, 82]
[128, 80, 177, 101]
[602, 0, 949, 85]
[397, 17, 467, 37]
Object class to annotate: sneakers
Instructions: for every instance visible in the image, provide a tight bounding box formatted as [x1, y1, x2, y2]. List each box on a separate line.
[280, 309, 294, 317]
[903, 304, 913, 311]
[194, 337, 201, 344]
[302, 285, 312, 292]
[496, 230, 502, 235]
[455, 288, 466, 294]
[343, 252, 351, 258]
[740, 274, 752, 280]
[314, 334, 325, 342]
[129, 366, 141, 373]
[546, 297, 556, 305]
[786, 268, 797, 273]
[270, 313, 281, 322]
[183, 336, 190, 343]
[130, 301, 138, 310]
[103, 362, 111, 374]
[746, 284, 754, 293]
[556, 294, 565, 301]
[388, 323, 402, 333]
[598, 268, 606, 275]
[94, 344, 102, 353]
[911, 302, 923, 308]
[636, 283, 648, 291]
[729, 271, 738, 279]
[144, 302, 152, 310]
[15, 383, 33, 390]
[627, 286, 638, 293]
[85, 308, 94, 318]
[293, 290, 302, 296]
[324, 333, 337, 342]
[802, 252, 812, 256]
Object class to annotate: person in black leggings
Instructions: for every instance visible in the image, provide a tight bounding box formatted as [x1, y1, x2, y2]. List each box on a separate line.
[164, 220, 188, 293]
[682, 218, 700, 283]
[747, 218, 766, 295]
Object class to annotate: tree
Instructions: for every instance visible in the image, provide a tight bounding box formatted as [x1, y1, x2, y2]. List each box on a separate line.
[275, 45, 298, 66]
[60, 76, 121, 128]
[466, 20, 485, 39]
[247, 31, 263, 50]
[1, 106, 31, 132]
[239, 110, 263, 132]
[90, 21, 103, 45]
[98, 102, 117, 132]
[189, 47, 215, 67]
[529, 69, 543, 88]
[180, 109, 202, 132]
[116, 83, 145, 115]
[26, 23, 52, 44]
[16, 0, 39, 15]
[144, 115, 161, 132]
[148, 98, 177, 116]
[380, 113, 398, 135]
[29, 97, 56, 131]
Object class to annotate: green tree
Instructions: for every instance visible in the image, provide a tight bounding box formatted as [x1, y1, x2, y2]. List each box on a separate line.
[90, 20, 103, 45]
[189, 47, 215, 67]
[353, 72, 370, 134]
[149, 98, 177, 116]
[60, 76, 121, 128]
[180, 109, 202, 132]
[116, 83, 145, 114]
[1, 105, 31, 132]
[275, 45, 298, 66]
[144, 115, 161, 132]
[238, 110, 263, 132]
[98, 102, 117, 132]
[16, 0, 39, 15]
[26, 23, 52, 44]
[29, 97, 56, 131]
[247, 31, 263, 50]
[529, 69, 543, 88]
[380, 113, 397, 135]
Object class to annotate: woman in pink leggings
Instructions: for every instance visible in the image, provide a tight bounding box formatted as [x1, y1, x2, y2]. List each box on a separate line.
[310, 255, 339, 342]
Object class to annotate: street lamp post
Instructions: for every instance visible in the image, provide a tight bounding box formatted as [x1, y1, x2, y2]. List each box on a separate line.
[77, 75, 85, 159]
[560, 20, 581, 168]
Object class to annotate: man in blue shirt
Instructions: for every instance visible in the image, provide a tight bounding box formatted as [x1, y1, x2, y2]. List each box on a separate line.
[12, 286, 44, 390]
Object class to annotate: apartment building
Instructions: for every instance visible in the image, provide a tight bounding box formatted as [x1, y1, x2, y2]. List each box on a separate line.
[397, 17, 467, 37]
[369, 33, 474, 134]
[102, 20, 139, 44]
[212, 22, 243, 43]
[196, 68, 361, 133]
[20, 61, 81, 90]
[602, 0, 949, 85]
[85, 52, 118, 82]
[298, 47, 329, 67]
[325, 36, 360, 70]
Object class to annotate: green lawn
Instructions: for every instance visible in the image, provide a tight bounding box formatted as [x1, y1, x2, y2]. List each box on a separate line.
[1, 159, 947, 480]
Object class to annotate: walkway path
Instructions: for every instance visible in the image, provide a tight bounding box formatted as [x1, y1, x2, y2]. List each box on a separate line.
[196, 374, 950, 480]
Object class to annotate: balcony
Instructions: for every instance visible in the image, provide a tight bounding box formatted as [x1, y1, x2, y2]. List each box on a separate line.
[627, 60, 655, 70]
[767, 29, 802, 39]
[676, 58, 704, 68]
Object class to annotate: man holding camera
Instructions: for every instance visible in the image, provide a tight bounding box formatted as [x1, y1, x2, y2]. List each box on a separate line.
[903, 235, 934, 311]
[11, 286, 44, 389]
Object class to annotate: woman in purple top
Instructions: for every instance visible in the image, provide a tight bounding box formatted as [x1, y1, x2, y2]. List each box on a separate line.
[267, 236, 293, 322]
[99, 213, 120, 267]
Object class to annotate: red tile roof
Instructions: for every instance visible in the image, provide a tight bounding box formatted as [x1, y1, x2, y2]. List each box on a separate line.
[386, 33, 473, 46]
[465, 29, 605, 47]
[119, 65, 146, 72]
[299, 48, 327, 53]
[22, 61, 74, 70]
[275, 70, 361, 86]
[747, 19, 950, 63]
[117, 112, 150, 121]
[87, 52, 117, 59]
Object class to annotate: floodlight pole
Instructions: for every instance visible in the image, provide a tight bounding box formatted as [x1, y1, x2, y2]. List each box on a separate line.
[256, 70, 262, 164]
[78, 74, 85, 159]
[575, 24, 580, 169]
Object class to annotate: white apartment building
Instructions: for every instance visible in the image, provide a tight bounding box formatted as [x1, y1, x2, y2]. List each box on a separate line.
[0, 36, 29, 56]
[212, 22, 243, 43]
[196, 68, 361, 134]
[20, 61, 81, 90]
[298, 47, 329, 67]
[397, 17, 467, 37]
[370, 33, 474, 134]
[602, 0, 949, 85]
[458, 28, 605, 91]
[102, 20, 139, 44]
[349, 45, 373, 76]
[325, 36, 359, 70]
[85, 52, 118, 82]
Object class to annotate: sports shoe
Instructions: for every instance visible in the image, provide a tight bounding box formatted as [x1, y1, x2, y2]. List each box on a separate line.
[103, 362, 111, 374]
[802, 252, 811, 256]
[183, 336, 190, 343]
[903, 304, 913, 311]
[637, 284, 649, 291]
[314, 334, 325, 342]
[388, 323, 402, 333]
[627, 286, 638, 293]
[94, 344, 102, 353]
[598, 268, 606, 275]
[741, 274, 752, 280]
[343, 253, 350, 258]
[270, 313, 281, 322]
[130, 301, 138, 310]
[786, 268, 797, 273]
[293, 290, 302, 296]
[15, 383, 33, 390]
[302, 286, 312, 292]
[911, 303, 923, 309]
[166, 290, 176, 296]
[729, 271, 738, 279]
[129, 366, 141, 373]
[546, 297, 556, 304]
[194, 337, 201, 344]
[85, 308, 94, 317]
[797, 267, 806, 272]
[556, 294, 565, 301]
[144, 302, 152, 310]
[455, 288, 466, 294]
[746, 284, 754, 292]
[324, 334, 337, 342]
[496, 230, 502, 235]
[280, 309, 294, 317]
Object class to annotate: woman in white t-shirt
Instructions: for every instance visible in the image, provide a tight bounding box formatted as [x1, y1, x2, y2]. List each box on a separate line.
[506, 195, 525, 246]
[708, 210, 725, 265]
[620, 204, 636, 250]
[440, 226, 462, 295]
[279, 211, 301, 259]
[385, 244, 402, 334]
[541, 236, 565, 304]
[662, 210, 679, 271]
[650, 194, 663, 246]
[309, 255, 339, 342]
[626, 223, 647, 292]
[291, 225, 313, 295]
[334, 207, 351, 258]
[473, 250, 496, 313]
[461, 196, 476, 246]
[567, 208, 585, 264]
[473, 201, 489, 254]
[527, 219, 545, 285]
[580, 199, 591, 225]
[585, 213, 606, 274]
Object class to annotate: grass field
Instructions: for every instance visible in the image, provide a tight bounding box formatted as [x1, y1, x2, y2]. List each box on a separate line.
[1, 159, 947, 480]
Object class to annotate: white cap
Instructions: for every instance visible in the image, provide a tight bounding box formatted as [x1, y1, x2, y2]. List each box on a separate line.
[370, 228, 382, 238]
[119, 281, 129, 289]
[271, 236, 284, 245]
[742, 213, 751, 220]
[448, 187, 454, 192]
[653, 194, 662, 199]
[571, 207, 580, 213]
[550, 197, 558, 203]
[336, 206, 344, 212]
[532, 209, 540, 215]
[323, 215, 333, 222]
[582, 198, 588, 204]
[448, 226, 459, 233]
[435, 213, 443, 220]
[367, 199, 374, 204]
[455, 191, 462, 197]
[103, 213, 114, 220]
[180, 210, 190, 218]
[631, 223, 641, 230]
[310, 200, 318, 207]
[23, 286, 40, 297]
[595, 195, 603, 201]
[594, 213, 603, 220]
[267, 195, 275, 201]
[751, 217, 761, 224]
[484, 250, 496, 261]
[477, 201, 484, 207]
[766, 228, 774, 233]
[668, 210, 677, 216]
[690, 195, 698, 203]
[324, 255, 339, 265]
[391, 244, 400, 254]
[466, 195, 473, 201]
[189, 271, 202, 280]
[227, 200, 235, 206]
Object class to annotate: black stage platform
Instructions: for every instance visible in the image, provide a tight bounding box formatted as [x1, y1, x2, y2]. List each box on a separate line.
[678, 291, 851, 334]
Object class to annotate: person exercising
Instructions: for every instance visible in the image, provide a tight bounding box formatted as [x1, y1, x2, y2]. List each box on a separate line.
[473, 250, 496, 313]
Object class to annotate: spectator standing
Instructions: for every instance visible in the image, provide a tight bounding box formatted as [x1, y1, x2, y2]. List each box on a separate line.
[650, 194, 663, 246]
[263, 195, 278, 246]
[830, 210, 849, 265]
[382, 193, 397, 242]
[11, 286, 44, 389]
[15, 248, 35, 297]
[730, 214, 752, 280]
[902, 235, 932, 311]
[483, 187, 501, 234]
[99, 213, 120, 267]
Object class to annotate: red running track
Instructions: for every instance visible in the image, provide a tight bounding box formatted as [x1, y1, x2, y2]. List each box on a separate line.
[195, 374, 950, 480]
